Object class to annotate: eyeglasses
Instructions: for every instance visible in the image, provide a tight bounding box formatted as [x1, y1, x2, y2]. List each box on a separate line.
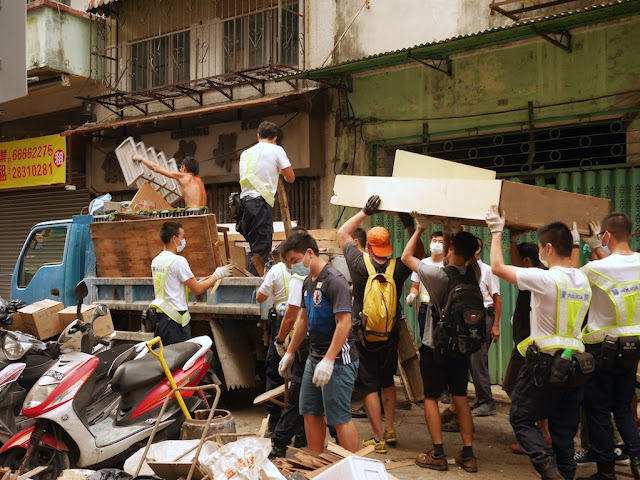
[596, 231, 605, 240]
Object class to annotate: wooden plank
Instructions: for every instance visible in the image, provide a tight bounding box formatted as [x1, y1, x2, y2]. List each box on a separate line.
[258, 416, 269, 438]
[130, 181, 173, 211]
[396, 317, 424, 403]
[253, 382, 289, 405]
[385, 460, 414, 470]
[331, 175, 610, 235]
[392, 150, 496, 180]
[277, 178, 292, 236]
[325, 442, 354, 458]
[205, 215, 224, 268]
[90, 215, 221, 277]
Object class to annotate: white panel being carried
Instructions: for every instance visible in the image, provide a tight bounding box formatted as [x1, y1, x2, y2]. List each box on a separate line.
[145, 147, 168, 197]
[114, 137, 145, 186]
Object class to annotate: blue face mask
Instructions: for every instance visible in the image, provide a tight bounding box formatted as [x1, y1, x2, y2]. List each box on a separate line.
[176, 238, 186, 253]
[290, 253, 310, 277]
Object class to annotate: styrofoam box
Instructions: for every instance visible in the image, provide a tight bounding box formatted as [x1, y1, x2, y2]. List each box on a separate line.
[314, 456, 388, 480]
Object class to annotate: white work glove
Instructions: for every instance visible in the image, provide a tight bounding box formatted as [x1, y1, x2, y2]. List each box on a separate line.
[485, 205, 506, 233]
[442, 218, 463, 236]
[312, 357, 335, 388]
[571, 222, 580, 246]
[582, 221, 602, 250]
[278, 352, 294, 378]
[213, 264, 233, 280]
[274, 338, 287, 358]
[406, 292, 416, 307]
[132, 154, 143, 162]
[411, 211, 430, 230]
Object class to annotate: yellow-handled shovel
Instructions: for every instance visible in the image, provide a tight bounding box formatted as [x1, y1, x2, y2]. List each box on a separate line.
[146, 336, 191, 419]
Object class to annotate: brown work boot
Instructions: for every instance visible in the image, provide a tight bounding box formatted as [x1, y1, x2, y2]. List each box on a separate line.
[455, 451, 478, 473]
[415, 449, 448, 471]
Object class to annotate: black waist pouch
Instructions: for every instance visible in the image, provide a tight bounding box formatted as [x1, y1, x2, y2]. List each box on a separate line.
[566, 351, 595, 388]
[617, 336, 640, 368]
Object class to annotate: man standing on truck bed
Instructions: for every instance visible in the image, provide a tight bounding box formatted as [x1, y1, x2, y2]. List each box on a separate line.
[132, 154, 207, 208]
[238, 121, 295, 275]
[151, 221, 233, 345]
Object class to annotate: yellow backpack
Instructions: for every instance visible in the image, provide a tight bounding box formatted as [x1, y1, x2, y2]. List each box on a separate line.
[361, 256, 397, 344]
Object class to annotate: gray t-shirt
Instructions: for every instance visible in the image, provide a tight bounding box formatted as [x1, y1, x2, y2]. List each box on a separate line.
[416, 260, 481, 348]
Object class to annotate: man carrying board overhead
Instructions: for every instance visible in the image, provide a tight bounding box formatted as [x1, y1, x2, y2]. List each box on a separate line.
[132, 154, 207, 208]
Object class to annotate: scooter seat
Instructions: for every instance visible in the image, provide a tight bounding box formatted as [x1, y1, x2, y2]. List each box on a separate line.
[18, 355, 57, 388]
[111, 343, 200, 393]
[94, 344, 136, 381]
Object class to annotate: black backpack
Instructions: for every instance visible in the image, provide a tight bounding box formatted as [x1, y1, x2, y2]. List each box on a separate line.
[432, 265, 486, 357]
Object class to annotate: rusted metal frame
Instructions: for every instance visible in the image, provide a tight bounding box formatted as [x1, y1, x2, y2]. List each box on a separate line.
[531, 27, 571, 52]
[491, 5, 519, 21]
[204, 79, 233, 100]
[172, 85, 204, 106]
[284, 78, 299, 90]
[116, 94, 149, 115]
[408, 54, 452, 77]
[145, 91, 176, 110]
[238, 74, 266, 95]
[490, 0, 573, 11]
[94, 99, 124, 118]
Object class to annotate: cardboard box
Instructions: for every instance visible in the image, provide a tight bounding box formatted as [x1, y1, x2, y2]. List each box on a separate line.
[8, 311, 33, 335]
[18, 300, 64, 340]
[57, 304, 115, 338]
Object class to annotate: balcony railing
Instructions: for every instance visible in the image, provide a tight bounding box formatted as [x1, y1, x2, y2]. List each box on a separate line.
[86, 0, 304, 115]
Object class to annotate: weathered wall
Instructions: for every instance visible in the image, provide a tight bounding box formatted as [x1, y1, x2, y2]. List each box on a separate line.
[26, 6, 92, 77]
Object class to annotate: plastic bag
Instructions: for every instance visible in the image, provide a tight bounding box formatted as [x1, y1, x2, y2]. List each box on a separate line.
[89, 193, 112, 214]
[123, 440, 219, 476]
[201, 437, 271, 480]
[86, 469, 131, 480]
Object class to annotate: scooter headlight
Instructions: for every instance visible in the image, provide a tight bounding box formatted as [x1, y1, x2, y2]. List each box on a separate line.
[3, 337, 25, 361]
[23, 383, 57, 410]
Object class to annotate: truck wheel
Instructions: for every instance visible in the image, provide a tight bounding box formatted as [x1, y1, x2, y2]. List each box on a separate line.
[0, 446, 70, 480]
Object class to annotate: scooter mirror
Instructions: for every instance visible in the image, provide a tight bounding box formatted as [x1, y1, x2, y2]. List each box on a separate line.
[75, 280, 88, 320]
[94, 304, 108, 318]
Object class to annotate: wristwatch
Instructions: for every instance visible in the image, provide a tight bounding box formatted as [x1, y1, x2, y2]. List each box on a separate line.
[275, 338, 285, 345]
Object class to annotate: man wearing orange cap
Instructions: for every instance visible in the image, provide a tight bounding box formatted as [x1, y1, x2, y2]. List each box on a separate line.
[338, 195, 425, 454]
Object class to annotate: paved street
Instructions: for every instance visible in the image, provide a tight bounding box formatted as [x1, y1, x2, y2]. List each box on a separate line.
[228, 385, 607, 480]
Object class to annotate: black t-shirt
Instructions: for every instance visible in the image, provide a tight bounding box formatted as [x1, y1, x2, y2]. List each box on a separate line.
[301, 263, 358, 365]
[512, 288, 532, 345]
[344, 242, 413, 323]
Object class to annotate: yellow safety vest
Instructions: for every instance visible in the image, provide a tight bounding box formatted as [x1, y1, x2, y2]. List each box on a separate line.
[518, 268, 591, 356]
[239, 144, 275, 207]
[273, 263, 292, 312]
[419, 282, 430, 304]
[582, 254, 640, 343]
[151, 254, 191, 327]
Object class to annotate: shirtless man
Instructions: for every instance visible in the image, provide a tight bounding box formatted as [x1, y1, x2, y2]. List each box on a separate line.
[132, 155, 207, 208]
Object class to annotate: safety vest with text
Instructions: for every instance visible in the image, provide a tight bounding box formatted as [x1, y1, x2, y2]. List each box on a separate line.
[582, 254, 640, 343]
[151, 254, 191, 327]
[518, 268, 591, 356]
[239, 144, 275, 207]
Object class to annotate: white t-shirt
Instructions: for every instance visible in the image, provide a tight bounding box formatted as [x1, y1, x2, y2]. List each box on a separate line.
[258, 263, 291, 311]
[516, 266, 589, 353]
[410, 257, 444, 303]
[477, 259, 501, 309]
[239, 142, 291, 200]
[152, 251, 194, 311]
[287, 274, 306, 308]
[582, 253, 640, 332]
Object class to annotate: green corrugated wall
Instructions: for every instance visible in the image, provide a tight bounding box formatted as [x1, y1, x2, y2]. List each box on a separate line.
[373, 164, 640, 384]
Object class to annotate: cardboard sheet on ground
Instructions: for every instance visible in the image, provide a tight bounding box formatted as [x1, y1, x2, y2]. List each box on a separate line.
[332, 157, 610, 234]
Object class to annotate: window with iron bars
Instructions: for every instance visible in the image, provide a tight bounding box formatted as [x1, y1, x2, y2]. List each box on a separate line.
[131, 32, 190, 91]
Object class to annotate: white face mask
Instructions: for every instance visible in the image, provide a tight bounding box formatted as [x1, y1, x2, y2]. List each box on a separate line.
[539, 245, 549, 268]
[430, 242, 444, 256]
[176, 237, 186, 253]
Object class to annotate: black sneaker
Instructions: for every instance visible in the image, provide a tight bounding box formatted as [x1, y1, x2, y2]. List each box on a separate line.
[615, 444, 630, 466]
[294, 434, 307, 448]
[574, 448, 597, 467]
[269, 443, 287, 459]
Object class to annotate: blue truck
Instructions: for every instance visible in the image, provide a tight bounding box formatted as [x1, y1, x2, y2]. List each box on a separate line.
[10, 214, 270, 390]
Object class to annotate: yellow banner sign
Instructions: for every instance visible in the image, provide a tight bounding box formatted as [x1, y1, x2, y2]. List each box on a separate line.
[0, 134, 67, 189]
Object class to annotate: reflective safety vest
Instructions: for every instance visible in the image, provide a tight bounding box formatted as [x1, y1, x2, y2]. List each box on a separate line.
[239, 144, 275, 207]
[151, 254, 191, 327]
[582, 254, 640, 343]
[273, 263, 292, 314]
[419, 282, 430, 304]
[518, 268, 591, 356]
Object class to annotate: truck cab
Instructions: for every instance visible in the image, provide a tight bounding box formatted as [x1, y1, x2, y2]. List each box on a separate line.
[11, 215, 95, 307]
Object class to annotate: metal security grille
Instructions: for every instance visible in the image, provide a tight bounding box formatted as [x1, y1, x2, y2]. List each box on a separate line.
[86, 0, 305, 115]
[0, 189, 91, 300]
